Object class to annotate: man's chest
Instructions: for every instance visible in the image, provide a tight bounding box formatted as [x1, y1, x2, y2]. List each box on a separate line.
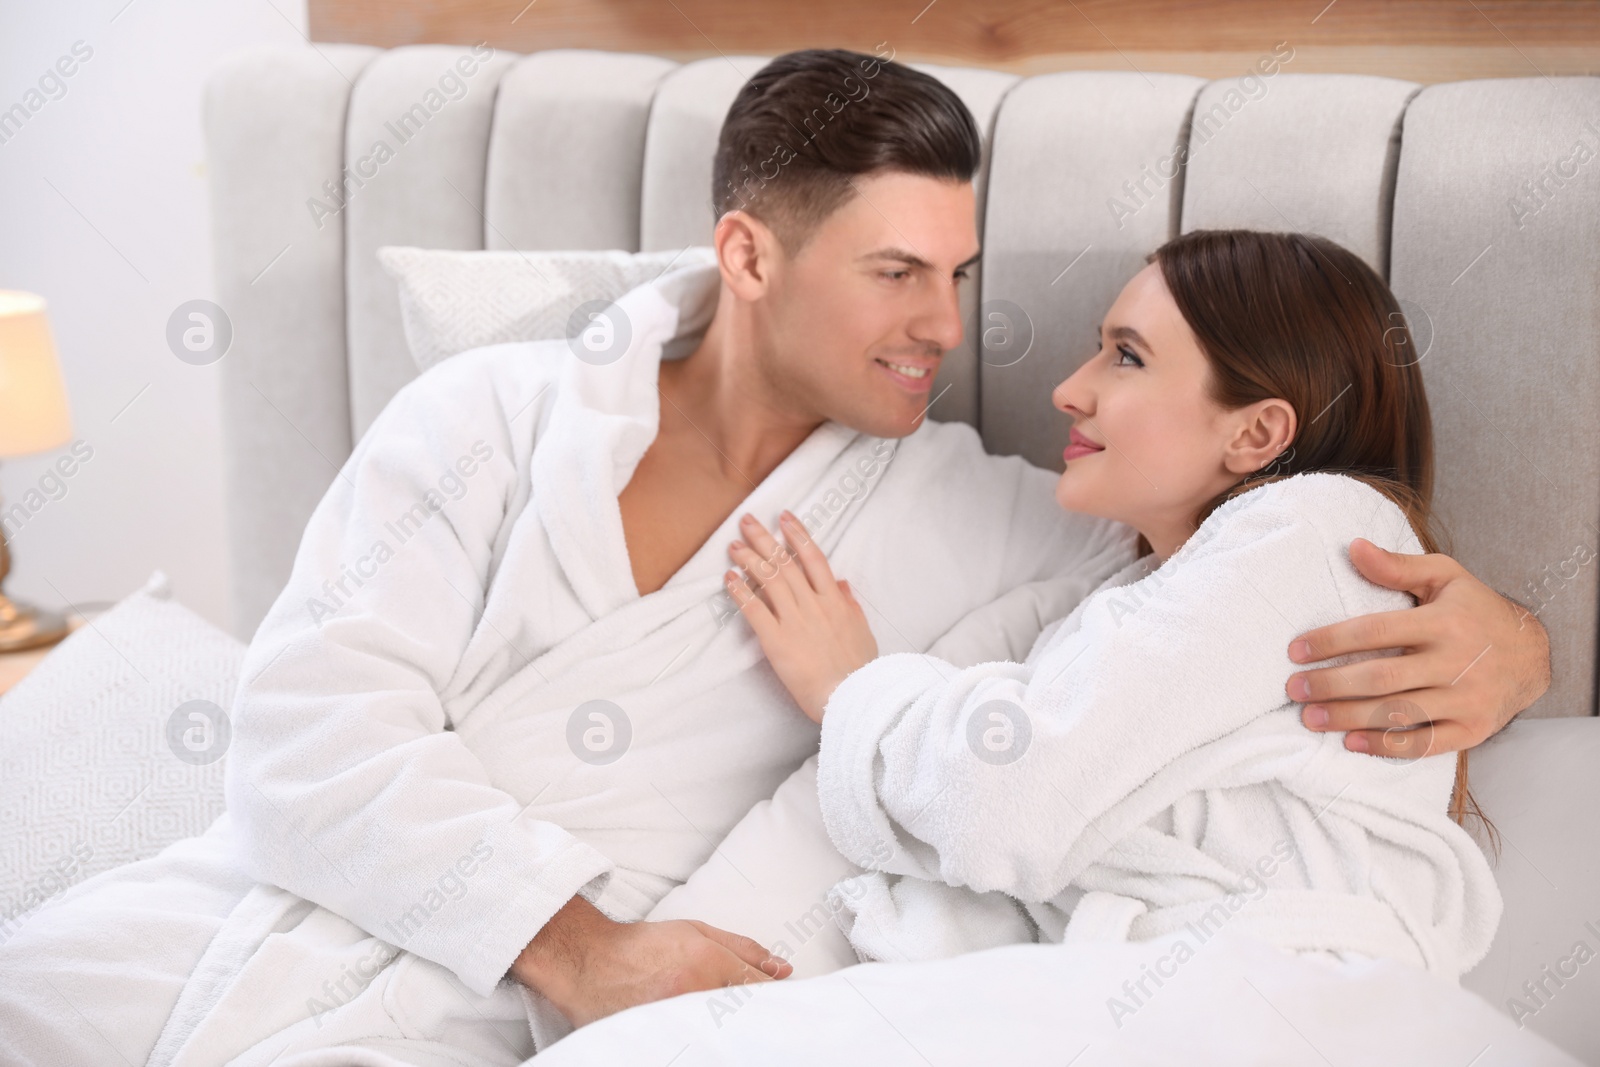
[616, 431, 757, 596]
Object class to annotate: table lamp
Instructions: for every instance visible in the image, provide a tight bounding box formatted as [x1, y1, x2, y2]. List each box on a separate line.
[0, 291, 74, 652]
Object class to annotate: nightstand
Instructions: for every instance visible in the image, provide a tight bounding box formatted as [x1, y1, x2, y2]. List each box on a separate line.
[0, 613, 87, 696]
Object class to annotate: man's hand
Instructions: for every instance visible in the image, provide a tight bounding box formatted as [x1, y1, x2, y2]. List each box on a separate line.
[510, 894, 792, 1028]
[1288, 538, 1551, 757]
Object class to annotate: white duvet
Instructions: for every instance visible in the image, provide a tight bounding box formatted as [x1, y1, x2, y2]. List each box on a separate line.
[532, 930, 1580, 1066]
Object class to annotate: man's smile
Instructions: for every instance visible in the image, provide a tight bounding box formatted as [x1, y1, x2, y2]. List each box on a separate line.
[873, 356, 939, 392]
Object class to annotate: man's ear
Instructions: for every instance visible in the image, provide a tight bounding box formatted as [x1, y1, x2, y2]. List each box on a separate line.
[1222, 397, 1297, 474]
[714, 210, 782, 302]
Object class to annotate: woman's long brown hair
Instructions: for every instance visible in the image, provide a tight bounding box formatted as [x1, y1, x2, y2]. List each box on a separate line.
[1147, 229, 1490, 842]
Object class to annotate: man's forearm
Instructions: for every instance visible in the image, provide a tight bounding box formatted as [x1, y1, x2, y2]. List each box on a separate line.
[510, 892, 611, 1002]
[1500, 588, 1552, 723]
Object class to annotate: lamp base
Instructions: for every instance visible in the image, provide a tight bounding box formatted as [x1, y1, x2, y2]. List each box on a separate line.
[0, 594, 71, 653]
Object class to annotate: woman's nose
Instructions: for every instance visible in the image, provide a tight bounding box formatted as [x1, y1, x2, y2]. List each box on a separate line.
[1053, 356, 1096, 414]
[1052, 373, 1081, 414]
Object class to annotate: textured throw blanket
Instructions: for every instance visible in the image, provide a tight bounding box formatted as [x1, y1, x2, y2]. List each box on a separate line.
[818, 473, 1503, 981]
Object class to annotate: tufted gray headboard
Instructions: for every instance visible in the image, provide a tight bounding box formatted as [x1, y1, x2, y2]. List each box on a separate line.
[203, 46, 1600, 720]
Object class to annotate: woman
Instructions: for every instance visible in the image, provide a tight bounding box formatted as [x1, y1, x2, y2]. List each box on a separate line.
[721, 229, 1501, 979]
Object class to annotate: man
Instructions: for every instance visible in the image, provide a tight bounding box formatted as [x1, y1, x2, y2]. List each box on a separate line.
[0, 48, 1546, 1064]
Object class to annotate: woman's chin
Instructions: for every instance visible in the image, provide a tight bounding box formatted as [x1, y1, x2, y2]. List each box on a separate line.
[1054, 471, 1108, 518]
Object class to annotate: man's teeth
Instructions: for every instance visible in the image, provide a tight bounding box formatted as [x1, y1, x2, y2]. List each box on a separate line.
[882, 361, 930, 379]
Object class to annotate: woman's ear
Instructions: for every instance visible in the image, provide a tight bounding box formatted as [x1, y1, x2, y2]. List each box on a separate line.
[1223, 398, 1297, 475]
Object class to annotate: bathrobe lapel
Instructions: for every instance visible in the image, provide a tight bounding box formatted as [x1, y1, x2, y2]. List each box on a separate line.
[488, 262, 895, 726]
[528, 264, 679, 622]
[529, 261, 882, 621]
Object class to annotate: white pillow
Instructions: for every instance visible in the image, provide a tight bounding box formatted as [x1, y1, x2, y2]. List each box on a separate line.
[0, 571, 243, 941]
[646, 754, 864, 979]
[377, 245, 719, 372]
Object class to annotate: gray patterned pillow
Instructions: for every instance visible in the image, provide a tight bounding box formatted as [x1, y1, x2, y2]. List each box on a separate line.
[377, 245, 717, 372]
[0, 571, 243, 943]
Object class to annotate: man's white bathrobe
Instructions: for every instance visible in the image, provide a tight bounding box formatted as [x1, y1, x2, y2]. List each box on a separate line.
[0, 261, 1134, 1067]
[817, 473, 1502, 981]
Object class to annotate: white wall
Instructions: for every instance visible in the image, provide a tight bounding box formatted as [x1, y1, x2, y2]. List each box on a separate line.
[0, 0, 311, 632]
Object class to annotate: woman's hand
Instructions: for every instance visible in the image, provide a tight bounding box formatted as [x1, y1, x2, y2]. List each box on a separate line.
[724, 510, 878, 724]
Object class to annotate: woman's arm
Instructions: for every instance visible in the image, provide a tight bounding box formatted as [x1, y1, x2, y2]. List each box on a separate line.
[735, 476, 1422, 904]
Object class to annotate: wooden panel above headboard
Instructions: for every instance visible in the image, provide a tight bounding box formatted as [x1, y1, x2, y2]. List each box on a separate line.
[309, 0, 1600, 82]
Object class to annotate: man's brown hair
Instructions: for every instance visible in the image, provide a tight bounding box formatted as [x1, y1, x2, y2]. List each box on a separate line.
[712, 48, 982, 255]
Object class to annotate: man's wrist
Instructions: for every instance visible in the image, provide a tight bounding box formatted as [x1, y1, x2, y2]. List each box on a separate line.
[511, 892, 614, 1002]
[1493, 587, 1550, 732]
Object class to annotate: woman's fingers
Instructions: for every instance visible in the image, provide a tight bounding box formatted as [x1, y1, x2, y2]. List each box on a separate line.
[737, 514, 795, 585]
[728, 540, 792, 613]
[737, 513, 819, 603]
[724, 569, 779, 637]
[779, 511, 838, 595]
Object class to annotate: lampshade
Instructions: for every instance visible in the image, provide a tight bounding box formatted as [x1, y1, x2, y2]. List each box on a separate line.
[0, 291, 73, 458]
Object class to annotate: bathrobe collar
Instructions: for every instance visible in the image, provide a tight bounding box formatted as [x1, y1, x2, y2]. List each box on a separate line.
[530, 261, 863, 622]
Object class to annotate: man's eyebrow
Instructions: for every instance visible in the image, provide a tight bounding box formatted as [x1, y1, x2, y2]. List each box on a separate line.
[859, 247, 983, 271]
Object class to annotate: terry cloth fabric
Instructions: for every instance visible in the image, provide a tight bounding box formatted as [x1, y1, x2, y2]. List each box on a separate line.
[819, 473, 1501, 981]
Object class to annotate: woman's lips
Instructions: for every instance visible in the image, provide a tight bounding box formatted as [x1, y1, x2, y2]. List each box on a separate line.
[1063, 426, 1106, 463]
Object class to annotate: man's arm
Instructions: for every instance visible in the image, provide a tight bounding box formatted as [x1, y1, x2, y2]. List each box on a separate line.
[227, 350, 789, 1013]
[1288, 538, 1551, 756]
[511, 895, 789, 1027]
[224, 352, 617, 998]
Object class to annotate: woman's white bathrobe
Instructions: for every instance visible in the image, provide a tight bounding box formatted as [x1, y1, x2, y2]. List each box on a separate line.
[818, 473, 1502, 980]
[0, 261, 1135, 1067]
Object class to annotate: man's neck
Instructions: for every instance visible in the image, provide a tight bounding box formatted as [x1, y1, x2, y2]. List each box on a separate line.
[661, 295, 821, 485]
[616, 293, 830, 596]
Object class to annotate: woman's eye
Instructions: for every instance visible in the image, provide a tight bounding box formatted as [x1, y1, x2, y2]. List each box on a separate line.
[1115, 345, 1144, 368]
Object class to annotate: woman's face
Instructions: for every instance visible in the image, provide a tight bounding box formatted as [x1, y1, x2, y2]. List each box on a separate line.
[1052, 264, 1294, 559]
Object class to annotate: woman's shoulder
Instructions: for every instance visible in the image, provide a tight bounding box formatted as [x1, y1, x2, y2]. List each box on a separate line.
[1193, 472, 1423, 560]
[1063, 473, 1422, 650]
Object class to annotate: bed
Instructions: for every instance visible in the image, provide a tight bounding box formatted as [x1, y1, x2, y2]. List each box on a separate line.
[7, 43, 1597, 1064]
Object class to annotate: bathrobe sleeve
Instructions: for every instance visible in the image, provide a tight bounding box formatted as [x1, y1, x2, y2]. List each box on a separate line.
[224, 346, 614, 998]
[816, 474, 1421, 903]
[874, 421, 1141, 668]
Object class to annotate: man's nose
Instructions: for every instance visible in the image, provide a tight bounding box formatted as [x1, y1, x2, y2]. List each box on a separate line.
[911, 275, 966, 355]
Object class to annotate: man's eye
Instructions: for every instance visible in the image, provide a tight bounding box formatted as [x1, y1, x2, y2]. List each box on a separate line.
[882, 270, 910, 281]
[954, 269, 971, 281]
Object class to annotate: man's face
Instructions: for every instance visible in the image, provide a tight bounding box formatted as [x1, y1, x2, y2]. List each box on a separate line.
[757, 171, 978, 439]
